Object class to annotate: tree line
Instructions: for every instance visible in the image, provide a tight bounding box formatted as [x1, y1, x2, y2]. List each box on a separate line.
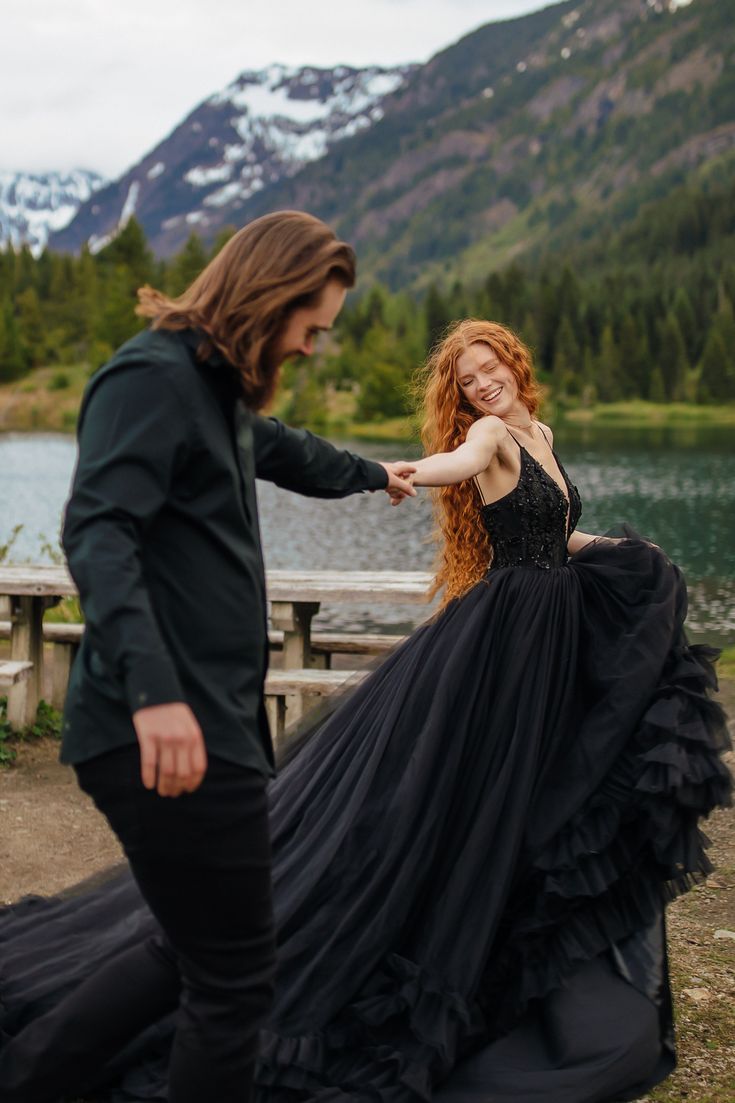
[1, 190, 734, 427]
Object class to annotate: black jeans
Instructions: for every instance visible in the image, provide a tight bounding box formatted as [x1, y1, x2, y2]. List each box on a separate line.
[0, 745, 275, 1103]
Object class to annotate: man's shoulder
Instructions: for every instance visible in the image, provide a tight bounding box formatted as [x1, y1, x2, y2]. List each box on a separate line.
[86, 328, 202, 401]
[97, 327, 198, 378]
[79, 329, 203, 428]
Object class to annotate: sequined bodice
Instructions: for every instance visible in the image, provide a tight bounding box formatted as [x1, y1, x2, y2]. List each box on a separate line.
[481, 444, 582, 570]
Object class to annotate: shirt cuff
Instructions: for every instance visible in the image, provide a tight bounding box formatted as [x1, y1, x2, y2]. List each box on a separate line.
[364, 459, 389, 490]
[124, 655, 186, 714]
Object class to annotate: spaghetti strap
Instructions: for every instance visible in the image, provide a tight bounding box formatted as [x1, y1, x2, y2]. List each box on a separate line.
[537, 423, 552, 448]
[473, 476, 488, 506]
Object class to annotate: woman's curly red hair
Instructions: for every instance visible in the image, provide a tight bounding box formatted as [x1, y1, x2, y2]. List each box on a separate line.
[415, 319, 541, 606]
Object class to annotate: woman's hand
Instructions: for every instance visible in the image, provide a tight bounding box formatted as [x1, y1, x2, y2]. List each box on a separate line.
[378, 462, 417, 506]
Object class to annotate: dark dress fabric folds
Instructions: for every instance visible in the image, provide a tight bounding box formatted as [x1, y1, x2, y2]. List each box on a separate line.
[0, 443, 731, 1103]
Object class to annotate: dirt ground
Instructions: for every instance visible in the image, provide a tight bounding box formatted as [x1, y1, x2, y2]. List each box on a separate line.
[1, 688, 733, 1102]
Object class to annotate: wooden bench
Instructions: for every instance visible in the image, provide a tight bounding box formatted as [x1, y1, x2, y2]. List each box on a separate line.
[0, 622, 405, 709]
[0, 566, 429, 730]
[264, 667, 368, 745]
[0, 661, 34, 689]
[270, 630, 404, 665]
[0, 621, 83, 710]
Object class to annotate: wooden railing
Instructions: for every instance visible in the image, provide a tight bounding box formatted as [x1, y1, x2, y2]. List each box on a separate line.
[0, 566, 433, 743]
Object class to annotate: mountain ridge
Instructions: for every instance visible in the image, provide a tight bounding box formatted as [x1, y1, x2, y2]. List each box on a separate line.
[49, 63, 414, 257]
[4, 0, 732, 294]
[0, 170, 106, 256]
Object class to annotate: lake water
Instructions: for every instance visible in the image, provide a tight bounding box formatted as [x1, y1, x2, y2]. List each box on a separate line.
[1, 426, 733, 647]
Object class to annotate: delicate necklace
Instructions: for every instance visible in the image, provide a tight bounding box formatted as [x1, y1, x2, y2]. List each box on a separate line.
[504, 416, 534, 430]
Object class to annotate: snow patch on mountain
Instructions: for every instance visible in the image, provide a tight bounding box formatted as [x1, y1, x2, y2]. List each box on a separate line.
[176, 63, 409, 221]
[0, 170, 106, 255]
[48, 61, 413, 257]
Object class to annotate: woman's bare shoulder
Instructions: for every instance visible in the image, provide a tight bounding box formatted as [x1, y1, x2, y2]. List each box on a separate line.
[466, 415, 508, 443]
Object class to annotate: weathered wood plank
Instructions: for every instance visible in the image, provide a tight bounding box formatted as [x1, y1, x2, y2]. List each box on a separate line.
[264, 668, 366, 697]
[0, 621, 84, 644]
[0, 660, 33, 688]
[310, 632, 405, 655]
[7, 597, 45, 728]
[266, 570, 431, 604]
[0, 622, 406, 656]
[0, 566, 432, 604]
[0, 565, 76, 597]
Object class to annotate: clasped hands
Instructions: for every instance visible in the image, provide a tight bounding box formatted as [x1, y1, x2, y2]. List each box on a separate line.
[378, 461, 418, 506]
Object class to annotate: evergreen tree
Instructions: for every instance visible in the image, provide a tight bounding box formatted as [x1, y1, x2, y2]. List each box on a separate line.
[98, 266, 145, 350]
[696, 328, 735, 403]
[355, 327, 413, 421]
[0, 300, 27, 381]
[617, 315, 649, 398]
[712, 292, 735, 352]
[556, 266, 581, 329]
[672, 287, 698, 364]
[15, 287, 46, 367]
[657, 314, 688, 401]
[97, 218, 155, 288]
[519, 311, 540, 364]
[580, 346, 597, 406]
[551, 314, 581, 398]
[424, 283, 450, 348]
[648, 366, 666, 402]
[167, 234, 208, 296]
[74, 247, 101, 348]
[13, 246, 36, 295]
[596, 325, 623, 402]
[535, 273, 558, 373]
[282, 365, 329, 432]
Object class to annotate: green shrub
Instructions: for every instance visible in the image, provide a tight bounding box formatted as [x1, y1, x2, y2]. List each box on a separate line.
[48, 370, 70, 391]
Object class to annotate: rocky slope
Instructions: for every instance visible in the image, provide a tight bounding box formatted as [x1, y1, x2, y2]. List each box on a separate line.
[49, 64, 413, 257]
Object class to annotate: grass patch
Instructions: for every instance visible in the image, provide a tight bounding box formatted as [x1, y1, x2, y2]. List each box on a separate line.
[0, 361, 89, 433]
[44, 595, 84, 624]
[330, 416, 420, 443]
[562, 401, 735, 427]
[717, 647, 735, 680]
[0, 698, 63, 765]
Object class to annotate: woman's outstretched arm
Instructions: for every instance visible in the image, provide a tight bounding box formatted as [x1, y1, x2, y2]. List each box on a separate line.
[410, 416, 505, 487]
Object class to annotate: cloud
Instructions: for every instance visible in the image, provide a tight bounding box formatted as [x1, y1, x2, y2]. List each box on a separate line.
[1, 0, 544, 176]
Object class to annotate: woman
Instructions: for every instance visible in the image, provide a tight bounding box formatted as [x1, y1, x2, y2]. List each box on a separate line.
[0, 320, 731, 1103]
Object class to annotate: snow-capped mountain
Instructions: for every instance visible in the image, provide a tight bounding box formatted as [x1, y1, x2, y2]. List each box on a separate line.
[50, 63, 414, 257]
[0, 170, 106, 255]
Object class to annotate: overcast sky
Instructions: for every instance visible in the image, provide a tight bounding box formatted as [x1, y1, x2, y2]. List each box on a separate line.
[3, 0, 551, 179]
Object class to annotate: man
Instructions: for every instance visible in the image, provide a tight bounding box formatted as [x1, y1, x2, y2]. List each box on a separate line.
[0, 211, 416, 1102]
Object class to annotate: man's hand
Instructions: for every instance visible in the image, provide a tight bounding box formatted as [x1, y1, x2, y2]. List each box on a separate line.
[379, 462, 417, 506]
[133, 702, 208, 797]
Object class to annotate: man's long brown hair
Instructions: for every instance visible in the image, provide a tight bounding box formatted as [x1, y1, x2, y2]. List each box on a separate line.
[136, 211, 356, 409]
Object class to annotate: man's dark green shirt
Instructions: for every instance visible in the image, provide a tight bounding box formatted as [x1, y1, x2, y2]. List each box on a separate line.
[60, 327, 388, 776]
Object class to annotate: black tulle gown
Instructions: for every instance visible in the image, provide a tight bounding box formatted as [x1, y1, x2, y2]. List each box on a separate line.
[0, 440, 731, 1103]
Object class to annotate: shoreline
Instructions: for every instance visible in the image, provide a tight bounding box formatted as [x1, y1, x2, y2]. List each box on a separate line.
[1, 366, 735, 439]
